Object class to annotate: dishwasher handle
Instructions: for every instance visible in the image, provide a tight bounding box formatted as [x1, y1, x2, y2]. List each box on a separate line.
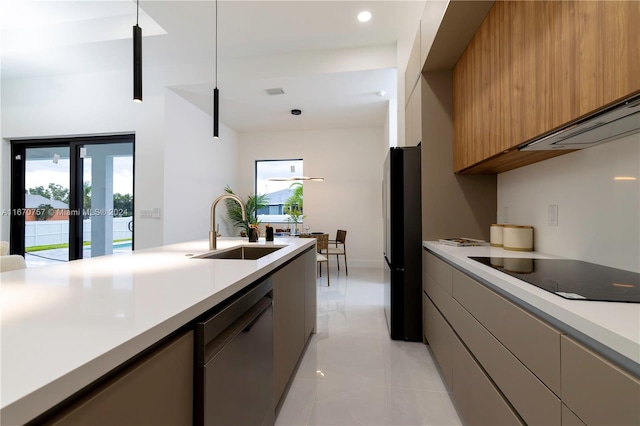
[242, 300, 269, 333]
[197, 278, 272, 342]
[202, 296, 272, 365]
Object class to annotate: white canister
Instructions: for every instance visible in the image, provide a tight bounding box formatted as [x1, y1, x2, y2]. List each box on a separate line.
[503, 225, 534, 251]
[490, 224, 504, 247]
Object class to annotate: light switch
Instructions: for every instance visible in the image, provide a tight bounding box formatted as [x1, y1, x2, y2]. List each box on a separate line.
[548, 205, 558, 226]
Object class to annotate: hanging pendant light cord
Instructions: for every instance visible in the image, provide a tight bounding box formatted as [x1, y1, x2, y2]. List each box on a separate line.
[215, 0, 218, 89]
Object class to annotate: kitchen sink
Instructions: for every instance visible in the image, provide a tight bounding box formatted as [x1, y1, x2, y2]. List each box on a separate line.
[196, 245, 284, 260]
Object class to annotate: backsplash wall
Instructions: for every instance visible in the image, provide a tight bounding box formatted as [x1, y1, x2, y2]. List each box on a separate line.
[497, 133, 639, 273]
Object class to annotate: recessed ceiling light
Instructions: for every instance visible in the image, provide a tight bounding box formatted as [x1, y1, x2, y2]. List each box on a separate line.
[357, 11, 371, 22]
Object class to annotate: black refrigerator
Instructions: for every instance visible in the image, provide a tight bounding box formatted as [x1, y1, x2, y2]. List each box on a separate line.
[383, 145, 422, 341]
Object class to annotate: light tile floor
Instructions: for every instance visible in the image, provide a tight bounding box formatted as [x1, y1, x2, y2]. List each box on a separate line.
[276, 267, 463, 426]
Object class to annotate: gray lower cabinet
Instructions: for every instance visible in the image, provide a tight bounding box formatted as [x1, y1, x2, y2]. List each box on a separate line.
[452, 334, 523, 426]
[273, 247, 317, 407]
[423, 293, 454, 389]
[561, 404, 586, 426]
[453, 269, 561, 395]
[304, 245, 317, 340]
[38, 247, 316, 425]
[449, 282, 561, 425]
[45, 331, 194, 425]
[422, 249, 640, 426]
[561, 336, 640, 426]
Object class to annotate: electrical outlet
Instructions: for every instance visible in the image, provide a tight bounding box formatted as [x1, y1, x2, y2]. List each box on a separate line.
[503, 206, 509, 223]
[548, 205, 558, 226]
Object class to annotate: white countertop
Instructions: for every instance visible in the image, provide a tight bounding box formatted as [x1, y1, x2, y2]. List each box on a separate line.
[423, 242, 640, 376]
[0, 237, 314, 425]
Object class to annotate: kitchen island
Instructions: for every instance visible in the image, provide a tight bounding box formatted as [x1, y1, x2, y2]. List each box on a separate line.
[423, 241, 639, 426]
[0, 237, 315, 425]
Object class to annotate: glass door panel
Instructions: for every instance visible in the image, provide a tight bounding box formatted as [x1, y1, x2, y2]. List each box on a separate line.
[11, 136, 134, 267]
[81, 143, 134, 259]
[23, 146, 71, 267]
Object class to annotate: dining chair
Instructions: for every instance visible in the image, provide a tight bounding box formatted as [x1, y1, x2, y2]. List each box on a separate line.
[328, 229, 348, 275]
[0, 255, 27, 272]
[299, 233, 330, 286]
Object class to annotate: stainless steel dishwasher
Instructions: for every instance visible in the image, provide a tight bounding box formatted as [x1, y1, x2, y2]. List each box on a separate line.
[195, 278, 274, 426]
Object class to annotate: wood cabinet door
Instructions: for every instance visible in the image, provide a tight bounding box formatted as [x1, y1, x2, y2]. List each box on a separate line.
[453, 0, 640, 174]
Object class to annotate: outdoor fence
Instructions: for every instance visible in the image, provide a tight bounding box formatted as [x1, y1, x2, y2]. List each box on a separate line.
[25, 217, 133, 247]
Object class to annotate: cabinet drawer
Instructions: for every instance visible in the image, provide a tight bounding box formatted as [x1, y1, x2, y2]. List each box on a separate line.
[424, 293, 454, 389]
[46, 331, 194, 425]
[453, 269, 561, 395]
[561, 336, 640, 426]
[448, 287, 561, 426]
[561, 404, 586, 426]
[424, 251, 453, 295]
[424, 275, 458, 324]
[452, 334, 523, 426]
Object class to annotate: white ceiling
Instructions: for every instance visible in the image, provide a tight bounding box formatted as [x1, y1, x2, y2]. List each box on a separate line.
[1, 0, 426, 133]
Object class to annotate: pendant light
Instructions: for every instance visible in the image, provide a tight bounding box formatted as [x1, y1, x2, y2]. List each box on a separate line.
[133, 0, 142, 103]
[213, 0, 219, 138]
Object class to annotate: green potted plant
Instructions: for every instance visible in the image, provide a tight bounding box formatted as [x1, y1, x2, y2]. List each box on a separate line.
[283, 182, 305, 234]
[224, 185, 269, 236]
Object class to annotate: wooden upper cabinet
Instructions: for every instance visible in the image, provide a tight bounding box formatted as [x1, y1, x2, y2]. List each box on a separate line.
[453, 0, 640, 174]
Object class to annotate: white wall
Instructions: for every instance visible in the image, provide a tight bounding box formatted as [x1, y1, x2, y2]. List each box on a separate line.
[0, 42, 6, 241]
[498, 134, 640, 272]
[0, 139, 8, 243]
[238, 128, 385, 267]
[1, 68, 166, 249]
[163, 89, 239, 243]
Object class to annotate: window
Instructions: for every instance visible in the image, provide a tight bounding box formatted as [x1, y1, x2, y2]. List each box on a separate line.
[11, 135, 134, 266]
[255, 159, 303, 224]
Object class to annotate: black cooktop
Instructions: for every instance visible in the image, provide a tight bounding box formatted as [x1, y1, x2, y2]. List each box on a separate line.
[469, 257, 640, 303]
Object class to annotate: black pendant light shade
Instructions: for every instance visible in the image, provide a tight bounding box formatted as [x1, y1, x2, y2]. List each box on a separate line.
[133, 0, 142, 103]
[213, 0, 219, 139]
[133, 25, 142, 102]
[213, 87, 219, 138]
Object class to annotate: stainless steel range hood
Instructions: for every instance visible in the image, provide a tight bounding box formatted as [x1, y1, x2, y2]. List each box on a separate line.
[519, 93, 640, 151]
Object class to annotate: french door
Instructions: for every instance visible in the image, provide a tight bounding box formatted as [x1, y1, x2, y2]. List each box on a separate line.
[10, 135, 134, 266]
